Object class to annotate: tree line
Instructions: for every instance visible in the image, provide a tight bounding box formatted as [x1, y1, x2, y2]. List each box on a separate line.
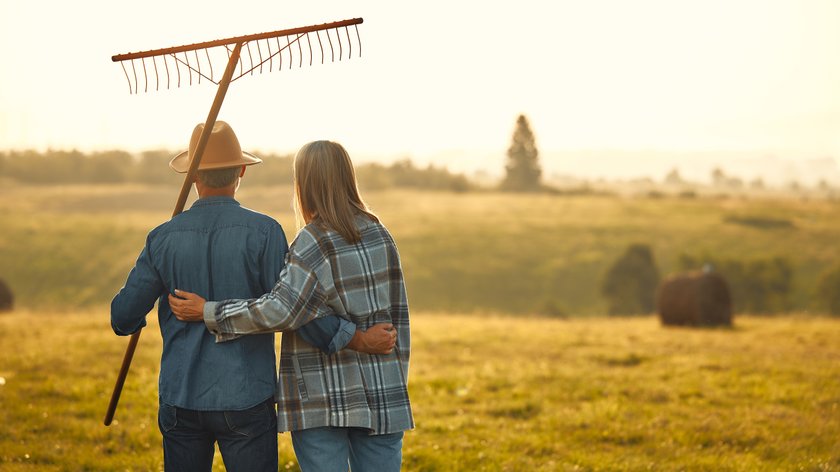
[0, 149, 471, 191]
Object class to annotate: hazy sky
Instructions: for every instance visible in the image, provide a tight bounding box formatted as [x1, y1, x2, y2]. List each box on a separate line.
[1, 0, 838, 177]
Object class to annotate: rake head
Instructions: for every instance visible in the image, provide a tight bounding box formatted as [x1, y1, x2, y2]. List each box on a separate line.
[112, 18, 363, 94]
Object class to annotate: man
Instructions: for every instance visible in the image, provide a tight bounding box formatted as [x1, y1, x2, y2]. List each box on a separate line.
[111, 121, 395, 472]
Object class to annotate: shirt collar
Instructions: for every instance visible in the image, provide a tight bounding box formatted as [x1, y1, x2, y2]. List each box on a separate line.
[190, 196, 240, 208]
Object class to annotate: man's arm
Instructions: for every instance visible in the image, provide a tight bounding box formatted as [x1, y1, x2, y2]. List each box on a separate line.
[296, 316, 356, 354]
[111, 239, 163, 335]
[298, 317, 396, 355]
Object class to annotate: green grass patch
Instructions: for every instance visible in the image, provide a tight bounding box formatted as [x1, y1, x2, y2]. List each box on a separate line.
[2, 184, 840, 315]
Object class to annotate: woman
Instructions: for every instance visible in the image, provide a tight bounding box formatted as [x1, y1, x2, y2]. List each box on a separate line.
[169, 140, 413, 472]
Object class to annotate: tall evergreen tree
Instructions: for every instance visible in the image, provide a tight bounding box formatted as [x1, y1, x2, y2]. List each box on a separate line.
[501, 114, 542, 191]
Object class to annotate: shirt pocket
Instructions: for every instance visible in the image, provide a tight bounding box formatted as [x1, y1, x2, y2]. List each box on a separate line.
[291, 356, 309, 402]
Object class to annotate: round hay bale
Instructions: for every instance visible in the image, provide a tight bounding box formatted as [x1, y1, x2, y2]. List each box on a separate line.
[0, 277, 13, 312]
[656, 271, 732, 327]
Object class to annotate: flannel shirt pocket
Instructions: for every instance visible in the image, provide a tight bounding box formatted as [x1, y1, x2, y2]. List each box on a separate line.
[291, 356, 309, 401]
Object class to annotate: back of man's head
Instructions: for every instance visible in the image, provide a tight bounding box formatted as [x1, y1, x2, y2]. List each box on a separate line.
[196, 167, 241, 189]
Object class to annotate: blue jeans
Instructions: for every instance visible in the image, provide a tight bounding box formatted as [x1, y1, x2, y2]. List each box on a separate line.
[158, 398, 277, 472]
[291, 427, 404, 472]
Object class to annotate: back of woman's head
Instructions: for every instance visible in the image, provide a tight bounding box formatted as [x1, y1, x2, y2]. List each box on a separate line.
[294, 140, 378, 243]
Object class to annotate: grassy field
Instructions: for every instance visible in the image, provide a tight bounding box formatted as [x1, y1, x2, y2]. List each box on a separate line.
[0, 184, 839, 315]
[0, 310, 838, 471]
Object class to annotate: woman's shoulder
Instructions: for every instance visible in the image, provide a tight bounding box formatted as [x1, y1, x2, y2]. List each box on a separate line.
[288, 224, 325, 261]
[297, 215, 391, 248]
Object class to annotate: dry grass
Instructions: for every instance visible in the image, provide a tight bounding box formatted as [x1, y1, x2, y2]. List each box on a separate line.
[1, 310, 838, 471]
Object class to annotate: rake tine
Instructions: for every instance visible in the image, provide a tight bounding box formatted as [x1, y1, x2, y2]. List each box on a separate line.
[152, 56, 159, 91]
[266, 39, 273, 72]
[194, 50, 201, 84]
[297, 35, 303, 68]
[164, 54, 170, 89]
[316, 30, 324, 64]
[237, 48, 244, 78]
[327, 28, 335, 62]
[306, 33, 313, 66]
[355, 24, 361, 58]
[172, 54, 181, 88]
[256, 40, 264, 73]
[246, 42, 254, 75]
[206, 48, 214, 82]
[131, 60, 138, 95]
[287, 36, 293, 68]
[120, 61, 132, 94]
[337, 27, 343, 61]
[274, 37, 283, 71]
[184, 52, 193, 86]
[345, 26, 351, 59]
[141, 58, 149, 93]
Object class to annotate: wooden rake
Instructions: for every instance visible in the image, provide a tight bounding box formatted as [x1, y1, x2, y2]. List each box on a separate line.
[104, 17, 364, 426]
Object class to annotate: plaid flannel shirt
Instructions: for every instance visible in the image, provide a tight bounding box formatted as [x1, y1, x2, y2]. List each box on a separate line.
[204, 215, 413, 434]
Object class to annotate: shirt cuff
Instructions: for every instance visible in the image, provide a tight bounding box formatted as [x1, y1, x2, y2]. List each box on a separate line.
[329, 318, 357, 353]
[203, 301, 220, 334]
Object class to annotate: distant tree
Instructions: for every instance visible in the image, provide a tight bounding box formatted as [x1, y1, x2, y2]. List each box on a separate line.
[85, 150, 132, 183]
[711, 167, 727, 187]
[711, 167, 745, 189]
[816, 264, 840, 315]
[601, 244, 660, 315]
[501, 114, 541, 192]
[133, 149, 182, 185]
[0, 277, 12, 312]
[664, 168, 684, 185]
[817, 179, 832, 192]
[354, 158, 472, 192]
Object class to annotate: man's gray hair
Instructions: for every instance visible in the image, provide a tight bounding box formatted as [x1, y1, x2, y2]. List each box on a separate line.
[197, 167, 240, 188]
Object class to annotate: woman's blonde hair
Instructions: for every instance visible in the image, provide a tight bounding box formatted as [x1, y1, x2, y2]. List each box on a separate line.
[293, 140, 378, 243]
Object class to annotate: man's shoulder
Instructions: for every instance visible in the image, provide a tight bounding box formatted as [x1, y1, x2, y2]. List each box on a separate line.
[236, 205, 281, 226]
[151, 204, 283, 240]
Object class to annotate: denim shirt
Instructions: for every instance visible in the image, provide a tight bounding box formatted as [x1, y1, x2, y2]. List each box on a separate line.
[111, 196, 355, 411]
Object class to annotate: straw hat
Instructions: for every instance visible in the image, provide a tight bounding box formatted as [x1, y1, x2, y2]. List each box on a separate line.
[169, 121, 262, 173]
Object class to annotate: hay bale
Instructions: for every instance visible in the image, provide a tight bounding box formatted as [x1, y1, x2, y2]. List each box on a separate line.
[0, 277, 13, 312]
[656, 271, 732, 326]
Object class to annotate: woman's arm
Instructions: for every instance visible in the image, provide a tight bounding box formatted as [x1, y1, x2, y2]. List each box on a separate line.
[169, 247, 329, 339]
[169, 290, 396, 353]
[169, 225, 329, 338]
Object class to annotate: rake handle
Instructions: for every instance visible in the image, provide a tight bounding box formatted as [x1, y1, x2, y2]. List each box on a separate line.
[104, 42, 244, 426]
[103, 331, 140, 425]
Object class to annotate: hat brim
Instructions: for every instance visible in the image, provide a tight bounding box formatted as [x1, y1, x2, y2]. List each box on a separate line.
[169, 151, 262, 173]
